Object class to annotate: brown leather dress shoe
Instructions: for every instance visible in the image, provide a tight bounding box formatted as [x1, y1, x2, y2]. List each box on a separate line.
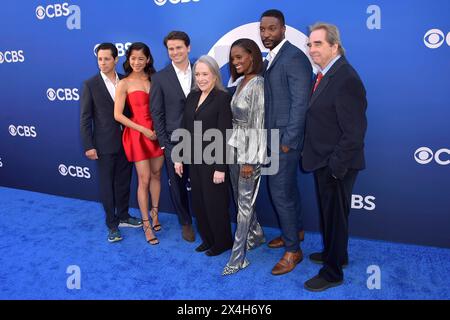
[182, 224, 195, 242]
[267, 230, 305, 248]
[271, 250, 303, 275]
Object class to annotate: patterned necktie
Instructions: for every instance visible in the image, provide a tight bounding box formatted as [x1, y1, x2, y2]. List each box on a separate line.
[313, 72, 323, 92]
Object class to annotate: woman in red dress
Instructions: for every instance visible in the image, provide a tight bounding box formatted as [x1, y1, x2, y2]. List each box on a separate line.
[114, 42, 164, 245]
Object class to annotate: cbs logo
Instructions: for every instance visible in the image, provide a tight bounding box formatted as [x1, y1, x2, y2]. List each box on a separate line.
[36, 3, 70, 20]
[0, 50, 25, 64]
[94, 43, 131, 57]
[414, 147, 450, 165]
[47, 88, 79, 101]
[154, 0, 200, 6]
[58, 164, 91, 179]
[8, 125, 37, 138]
[424, 29, 450, 49]
[351, 194, 376, 211]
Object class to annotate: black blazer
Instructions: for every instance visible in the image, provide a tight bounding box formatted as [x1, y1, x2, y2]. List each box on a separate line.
[150, 63, 194, 152]
[80, 73, 126, 154]
[302, 56, 367, 179]
[181, 89, 232, 172]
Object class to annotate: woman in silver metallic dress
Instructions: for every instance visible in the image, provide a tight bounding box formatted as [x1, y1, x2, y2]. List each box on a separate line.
[223, 39, 267, 275]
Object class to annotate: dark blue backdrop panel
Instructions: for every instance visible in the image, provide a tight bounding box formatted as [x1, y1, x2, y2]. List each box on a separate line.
[1, 0, 449, 248]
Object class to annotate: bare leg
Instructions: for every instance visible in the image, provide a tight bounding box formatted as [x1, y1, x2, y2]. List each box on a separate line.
[135, 160, 158, 244]
[149, 156, 164, 231]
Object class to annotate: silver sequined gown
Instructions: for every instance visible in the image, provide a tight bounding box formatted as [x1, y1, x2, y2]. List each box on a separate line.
[223, 75, 267, 275]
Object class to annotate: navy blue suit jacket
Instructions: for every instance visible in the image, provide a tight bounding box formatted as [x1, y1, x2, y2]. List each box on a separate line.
[302, 56, 367, 179]
[150, 64, 193, 153]
[80, 73, 125, 154]
[263, 41, 313, 151]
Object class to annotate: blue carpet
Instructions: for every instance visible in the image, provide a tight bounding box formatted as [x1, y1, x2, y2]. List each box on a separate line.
[0, 186, 449, 300]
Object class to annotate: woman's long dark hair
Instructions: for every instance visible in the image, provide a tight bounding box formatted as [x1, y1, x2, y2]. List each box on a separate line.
[123, 42, 156, 79]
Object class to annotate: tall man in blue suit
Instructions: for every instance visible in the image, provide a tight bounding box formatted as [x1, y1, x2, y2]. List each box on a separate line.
[150, 31, 196, 242]
[260, 10, 313, 275]
[80, 43, 142, 243]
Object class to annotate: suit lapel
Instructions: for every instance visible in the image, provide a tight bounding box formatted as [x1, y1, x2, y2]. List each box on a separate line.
[262, 59, 269, 76]
[96, 73, 115, 106]
[310, 56, 347, 106]
[310, 75, 330, 106]
[266, 40, 290, 73]
[168, 64, 188, 99]
[195, 89, 216, 116]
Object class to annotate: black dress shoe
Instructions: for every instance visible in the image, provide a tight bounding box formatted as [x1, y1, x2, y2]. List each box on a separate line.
[309, 252, 348, 268]
[195, 243, 210, 252]
[304, 275, 343, 292]
[205, 249, 220, 256]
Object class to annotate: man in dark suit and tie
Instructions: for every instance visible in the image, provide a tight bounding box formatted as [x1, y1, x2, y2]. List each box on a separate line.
[80, 43, 142, 243]
[260, 9, 313, 275]
[302, 23, 367, 291]
[150, 31, 195, 242]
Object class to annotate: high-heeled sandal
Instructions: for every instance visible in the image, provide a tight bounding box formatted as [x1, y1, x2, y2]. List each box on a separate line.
[142, 219, 159, 245]
[150, 206, 162, 232]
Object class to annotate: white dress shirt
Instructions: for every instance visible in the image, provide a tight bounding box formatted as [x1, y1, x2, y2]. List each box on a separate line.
[100, 71, 119, 101]
[266, 38, 287, 69]
[319, 55, 342, 76]
[172, 61, 192, 97]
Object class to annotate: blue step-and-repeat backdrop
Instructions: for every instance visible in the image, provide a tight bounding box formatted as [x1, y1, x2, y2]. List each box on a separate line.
[1, 0, 449, 248]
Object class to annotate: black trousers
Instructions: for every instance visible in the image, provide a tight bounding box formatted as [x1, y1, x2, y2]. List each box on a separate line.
[164, 148, 192, 226]
[314, 166, 358, 282]
[189, 164, 232, 254]
[97, 147, 132, 230]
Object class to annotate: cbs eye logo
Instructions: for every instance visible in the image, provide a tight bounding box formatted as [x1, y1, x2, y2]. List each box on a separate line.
[414, 147, 450, 165]
[8, 125, 17, 136]
[47, 88, 79, 101]
[35, 6, 46, 19]
[0, 50, 25, 64]
[424, 29, 450, 49]
[58, 164, 91, 179]
[8, 125, 37, 137]
[58, 164, 69, 175]
[35, 3, 71, 20]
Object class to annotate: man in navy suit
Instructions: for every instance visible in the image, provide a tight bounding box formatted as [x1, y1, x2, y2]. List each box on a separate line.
[260, 9, 313, 275]
[80, 43, 142, 243]
[150, 31, 195, 242]
[302, 23, 367, 291]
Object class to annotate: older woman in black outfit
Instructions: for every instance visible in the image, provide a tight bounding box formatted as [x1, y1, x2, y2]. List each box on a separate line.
[174, 55, 233, 256]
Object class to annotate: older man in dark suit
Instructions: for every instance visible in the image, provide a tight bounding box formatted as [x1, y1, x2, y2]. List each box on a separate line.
[302, 23, 367, 291]
[80, 43, 142, 243]
[260, 9, 313, 275]
[150, 31, 196, 242]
